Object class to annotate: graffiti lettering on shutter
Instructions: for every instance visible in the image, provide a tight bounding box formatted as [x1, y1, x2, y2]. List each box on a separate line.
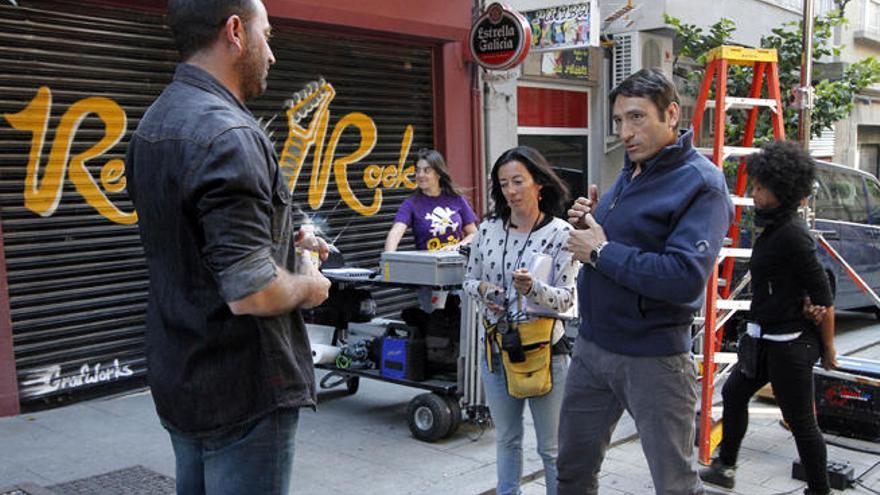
[4, 86, 136, 224]
[5, 82, 416, 223]
[18, 358, 135, 399]
[278, 79, 416, 217]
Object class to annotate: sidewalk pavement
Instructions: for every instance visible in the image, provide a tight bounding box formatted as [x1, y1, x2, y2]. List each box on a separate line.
[0, 370, 583, 495]
[519, 320, 880, 495]
[1, 316, 878, 494]
[521, 400, 880, 495]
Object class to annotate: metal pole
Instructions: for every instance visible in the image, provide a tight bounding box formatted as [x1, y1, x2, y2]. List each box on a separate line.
[798, 0, 815, 150]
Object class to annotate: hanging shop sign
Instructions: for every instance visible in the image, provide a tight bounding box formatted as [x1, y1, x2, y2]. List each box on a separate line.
[469, 3, 531, 71]
[523, 48, 591, 80]
[522, 1, 600, 53]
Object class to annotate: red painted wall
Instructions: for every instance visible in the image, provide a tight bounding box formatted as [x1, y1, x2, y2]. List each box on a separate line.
[267, 0, 472, 41]
[0, 221, 18, 416]
[87, 0, 473, 42]
[517, 87, 588, 128]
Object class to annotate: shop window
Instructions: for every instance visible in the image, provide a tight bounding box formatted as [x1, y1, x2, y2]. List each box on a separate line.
[517, 84, 589, 199]
[517, 134, 588, 199]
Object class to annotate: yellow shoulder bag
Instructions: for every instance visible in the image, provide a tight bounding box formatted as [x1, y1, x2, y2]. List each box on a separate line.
[486, 316, 555, 399]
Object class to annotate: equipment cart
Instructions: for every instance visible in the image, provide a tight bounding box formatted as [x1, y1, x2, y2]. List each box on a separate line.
[309, 250, 487, 442]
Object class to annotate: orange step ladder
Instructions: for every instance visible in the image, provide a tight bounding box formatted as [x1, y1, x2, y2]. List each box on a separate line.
[689, 45, 786, 464]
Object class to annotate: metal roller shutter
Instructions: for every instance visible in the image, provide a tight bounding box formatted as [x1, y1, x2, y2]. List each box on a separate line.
[256, 24, 435, 318]
[0, 0, 434, 409]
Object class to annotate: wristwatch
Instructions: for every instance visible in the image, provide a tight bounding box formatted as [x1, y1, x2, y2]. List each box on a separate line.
[589, 241, 608, 267]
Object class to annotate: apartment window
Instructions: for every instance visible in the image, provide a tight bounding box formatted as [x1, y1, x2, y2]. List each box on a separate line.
[816, 0, 835, 15]
[756, 0, 801, 13]
[867, 0, 880, 34]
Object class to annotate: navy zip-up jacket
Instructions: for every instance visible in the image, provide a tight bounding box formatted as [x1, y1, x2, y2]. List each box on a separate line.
[578, 129, 734, 356]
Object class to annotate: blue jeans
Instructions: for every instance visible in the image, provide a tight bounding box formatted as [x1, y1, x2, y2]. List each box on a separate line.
[482, 351, 569, 495]
[167, 408, 299, 495]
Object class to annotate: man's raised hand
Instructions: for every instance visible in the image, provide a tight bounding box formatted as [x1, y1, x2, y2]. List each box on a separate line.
[568, 184, 599, 230]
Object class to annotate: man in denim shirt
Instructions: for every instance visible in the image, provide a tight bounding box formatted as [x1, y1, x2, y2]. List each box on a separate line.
[124, 1, 330, 493]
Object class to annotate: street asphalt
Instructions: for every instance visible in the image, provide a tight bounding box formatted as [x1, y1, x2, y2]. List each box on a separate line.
[1, 311, 878, 494]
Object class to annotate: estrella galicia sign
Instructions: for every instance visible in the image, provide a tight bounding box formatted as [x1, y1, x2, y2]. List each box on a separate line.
[469, 3, 531, 70]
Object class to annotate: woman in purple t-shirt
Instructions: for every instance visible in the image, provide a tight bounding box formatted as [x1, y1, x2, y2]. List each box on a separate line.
[384, 149, 478, 252]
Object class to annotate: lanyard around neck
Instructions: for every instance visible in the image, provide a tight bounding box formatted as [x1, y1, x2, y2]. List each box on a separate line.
[500, 213, 542, 314]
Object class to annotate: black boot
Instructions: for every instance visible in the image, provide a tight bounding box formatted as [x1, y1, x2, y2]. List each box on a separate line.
[699, 458, 736, 490]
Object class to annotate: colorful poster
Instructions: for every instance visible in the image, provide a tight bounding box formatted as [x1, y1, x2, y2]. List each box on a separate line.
[522, 1, 600, 53]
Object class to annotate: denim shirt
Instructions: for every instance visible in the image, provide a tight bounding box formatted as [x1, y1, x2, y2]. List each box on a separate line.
[125, 64, 316, 435]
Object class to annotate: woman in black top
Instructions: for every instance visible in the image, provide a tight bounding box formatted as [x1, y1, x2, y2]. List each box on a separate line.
[700, 141, 838, 495]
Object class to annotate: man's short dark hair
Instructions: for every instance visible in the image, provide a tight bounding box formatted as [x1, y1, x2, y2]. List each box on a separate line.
[746, 140, 816, 209]
[609, 68, 680, 122]
[166, 0, 258, 60]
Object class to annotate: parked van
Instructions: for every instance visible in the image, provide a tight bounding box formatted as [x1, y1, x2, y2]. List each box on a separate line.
[812, 160, 880, 314]
[721, 161, 880, 348]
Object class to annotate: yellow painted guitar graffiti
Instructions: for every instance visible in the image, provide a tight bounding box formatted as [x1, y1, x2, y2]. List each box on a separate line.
[278, 78, 336, 201]
[278, 79, 416, 216]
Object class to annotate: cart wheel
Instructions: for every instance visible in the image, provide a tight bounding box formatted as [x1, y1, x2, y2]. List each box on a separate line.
[407, 393, 452, 442]
[441, 395, 462, 439]
[346, 376, 360, 395]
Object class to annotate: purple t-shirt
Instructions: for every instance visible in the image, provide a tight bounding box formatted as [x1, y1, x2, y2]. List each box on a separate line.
[394, 193, 478, 250]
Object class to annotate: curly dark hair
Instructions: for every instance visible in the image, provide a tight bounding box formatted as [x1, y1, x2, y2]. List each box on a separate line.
[489, 146, 570, 222]
[745, 140, 816, 209]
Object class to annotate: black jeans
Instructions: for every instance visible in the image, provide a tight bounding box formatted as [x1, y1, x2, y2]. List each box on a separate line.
[718, 331, 829, 493]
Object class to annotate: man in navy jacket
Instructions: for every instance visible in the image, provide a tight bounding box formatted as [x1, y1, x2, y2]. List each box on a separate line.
[557, 69, 733, 494]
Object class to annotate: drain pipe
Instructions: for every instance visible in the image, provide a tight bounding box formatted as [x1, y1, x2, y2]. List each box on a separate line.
[472, 0, 487, 215]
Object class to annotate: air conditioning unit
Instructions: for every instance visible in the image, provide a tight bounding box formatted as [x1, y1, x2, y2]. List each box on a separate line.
[612, 31, 674, 88]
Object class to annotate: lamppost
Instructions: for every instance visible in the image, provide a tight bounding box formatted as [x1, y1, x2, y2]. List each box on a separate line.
[797, 0, 816, 150]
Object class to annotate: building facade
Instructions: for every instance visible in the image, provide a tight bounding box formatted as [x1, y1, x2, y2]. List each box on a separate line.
[0, 0, 480, 415]
[633, 0, 880, 176]
[481, 0, 601, 199]
[482, 0, 805, 195]
[818, 0, 880, 175]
